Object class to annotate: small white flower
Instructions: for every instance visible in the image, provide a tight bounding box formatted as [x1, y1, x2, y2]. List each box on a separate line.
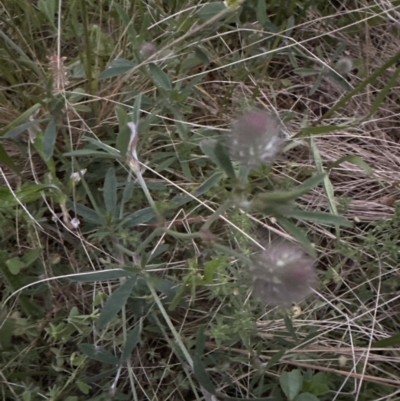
[70, 169, 87, 183]
[70, 217, 80, 229]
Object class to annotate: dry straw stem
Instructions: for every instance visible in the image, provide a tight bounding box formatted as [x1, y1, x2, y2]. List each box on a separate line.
[206, 341, 400, 389]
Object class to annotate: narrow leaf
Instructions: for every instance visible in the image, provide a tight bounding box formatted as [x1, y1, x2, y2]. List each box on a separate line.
[0, 143, 18, 172]
[120, 323, 142, 362]
[288, 210, 352, 227]
[79, 343, 120, 365]
[193, 355, 216, 395]
[97, 277, 136, 329]
[148, 63, 172, 91]
[372, 333, 400, 348]
[43, 119, 57, 161]
[99, 58, 136, 80]
[214, 141, 236, 179]
[328, 155, 373, 176]
[104, 168, 118, 217]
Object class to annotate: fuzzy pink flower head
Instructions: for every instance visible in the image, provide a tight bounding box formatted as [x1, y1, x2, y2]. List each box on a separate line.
[250, 241, 318, 306]
[140, 42, 157, 59]
[228, 110, 285, 168]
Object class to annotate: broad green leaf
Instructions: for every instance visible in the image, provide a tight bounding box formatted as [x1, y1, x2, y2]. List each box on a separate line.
[122, 181, 134, 203]
[372, 333, 400, 348]
[148, 63, 172, 91]
[288, 211, 352, 227]
[328, 155, 373, 176]
[120, 323, 142, 362]
[6, 257, 25, 275]
[99, 58, 136, 80]
[0, 143, 18, 172]
[69, 270, 134, 282]
[193, 355, 216, 395]
[277, 217, 316, 258]
[104, 168, 118, 217]
[43, 119, 57, 161]
[294, 393, 320, 401]
[280, 370, 303, 401]
[97, 277, 136, 329]
[78, 343, 120, 365]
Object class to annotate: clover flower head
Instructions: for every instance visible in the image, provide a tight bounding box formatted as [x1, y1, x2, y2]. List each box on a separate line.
[250, 241, 317, 306]
[334, 57, 353, 75]
[228, 110, 285, 168]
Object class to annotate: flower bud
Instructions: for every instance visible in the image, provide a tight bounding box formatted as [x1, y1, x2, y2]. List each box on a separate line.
[250, 241, 317, 305]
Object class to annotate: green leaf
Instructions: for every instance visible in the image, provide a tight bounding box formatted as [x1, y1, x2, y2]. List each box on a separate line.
[97, 277, 137, 330]
[148, 63, 172, 91]
[122, 207, 156, 227]
[372, 333, 400, 348]
[198, 2, 226, 21]
[294, 68, 320, 77]
[284, 314, 298, 341]
[276, 217, 316, 258]
[0, 143, 18, 172]
[200, 139, 236, 179]
[3, 119, 47, 139]
[21, 248, 42, 267]
[67, 202, 102, 225]
[171, 171, 224, 209]
[280, 370, 303, 401]
[104, 168, 118, 217]
[38, 0, 58, 26]
[300, 125, 346, 136]
[43, 119, 57, 161]
[120, 323, 142, 362]
[99, 58, 136, 80]
[69, 270, 134, 282]
[265, 349, 286, 369]
[195, 326, 206, 356]
[63, 149, 117, 158]
[328, 155, 373, 176]
[214, 141, 236, 179]
[78, 343, 120, 365]
[193, 355, 216, 395]
[288, 211, 352, 227]
[6, 257, 25, 275]
[256, 0, 267, 25]
[294, 393, 320, 401]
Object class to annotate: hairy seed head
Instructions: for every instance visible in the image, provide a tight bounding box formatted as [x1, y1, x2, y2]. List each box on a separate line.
[228, 110, 285, 168]
[250, 241, 317, 305]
